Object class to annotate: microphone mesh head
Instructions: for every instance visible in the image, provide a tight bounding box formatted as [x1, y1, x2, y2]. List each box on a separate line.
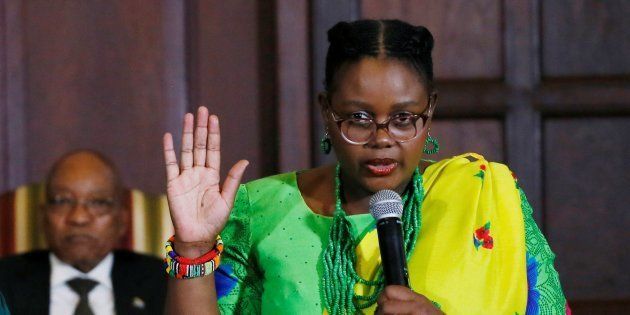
[369, 190, 403, 220]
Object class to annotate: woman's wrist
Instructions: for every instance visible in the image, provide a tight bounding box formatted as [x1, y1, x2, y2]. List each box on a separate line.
[173, 239, 217, 259]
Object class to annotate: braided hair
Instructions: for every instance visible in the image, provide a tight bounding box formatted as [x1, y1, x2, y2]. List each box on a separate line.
[324, 19, 435, 95]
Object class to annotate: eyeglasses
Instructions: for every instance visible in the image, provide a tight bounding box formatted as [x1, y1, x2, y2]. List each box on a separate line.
[46, 195, 117, 216]
[327, 105, 432, 145]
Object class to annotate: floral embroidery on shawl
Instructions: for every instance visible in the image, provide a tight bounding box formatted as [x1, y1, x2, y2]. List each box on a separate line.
[473, 221, 494, 250]
[474, 164, 486, 180]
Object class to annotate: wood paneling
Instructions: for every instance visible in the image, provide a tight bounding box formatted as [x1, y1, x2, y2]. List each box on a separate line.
[361, 0, 503, 80]
[0, 0, 26, 193]
[0, 0, 7, 192]
[1, 0, 289, 193]
[539, 80, 630, 115]
[21, 0, 186, 194]
[545, 117, 630, 300]
[433, 82, 507, 117]
[430, 119, 503, 162]
[276, 0, 311, 172]
[503, 0, 543, 219]
[542, 0, 630, 78]
[186, 0, 276, 181]
[569, 299, 630, 314]
[536, 7, 630, 261]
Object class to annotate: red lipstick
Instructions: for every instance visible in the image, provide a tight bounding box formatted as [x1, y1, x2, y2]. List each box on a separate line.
[365, 158, 398, 176]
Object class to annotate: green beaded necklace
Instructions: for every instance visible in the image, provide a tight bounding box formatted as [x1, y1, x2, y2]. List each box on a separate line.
[322, 163, 424, 314]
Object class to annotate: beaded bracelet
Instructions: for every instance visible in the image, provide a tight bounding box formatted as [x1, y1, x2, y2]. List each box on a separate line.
[164, 235, 223, 279]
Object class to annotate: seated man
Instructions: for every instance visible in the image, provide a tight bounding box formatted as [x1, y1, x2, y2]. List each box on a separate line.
[0, 150, 166, 315]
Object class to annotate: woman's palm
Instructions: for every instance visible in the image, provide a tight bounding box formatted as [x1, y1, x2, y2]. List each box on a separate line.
[163, 107, 248, 243]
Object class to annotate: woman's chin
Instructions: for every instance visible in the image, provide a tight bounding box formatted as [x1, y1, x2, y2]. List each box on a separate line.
[360, 174, 405, 194]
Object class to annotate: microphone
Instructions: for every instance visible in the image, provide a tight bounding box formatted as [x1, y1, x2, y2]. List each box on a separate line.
[369, 190, 409, 287]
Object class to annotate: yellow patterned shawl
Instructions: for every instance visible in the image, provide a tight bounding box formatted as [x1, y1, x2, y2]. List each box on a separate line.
[354, 153, 528, 314]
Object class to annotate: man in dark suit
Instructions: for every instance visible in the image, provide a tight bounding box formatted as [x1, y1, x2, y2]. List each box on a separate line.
[0, 150, 166, 315]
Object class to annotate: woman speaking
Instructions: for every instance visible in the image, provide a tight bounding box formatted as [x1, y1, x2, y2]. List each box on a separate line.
[162, 19, 568, 314]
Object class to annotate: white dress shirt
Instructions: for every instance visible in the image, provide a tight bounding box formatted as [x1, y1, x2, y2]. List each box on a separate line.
[49, 252, 116, 315]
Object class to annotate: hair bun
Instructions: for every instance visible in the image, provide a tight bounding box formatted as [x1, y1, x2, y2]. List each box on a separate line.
[327, 22, 359, 57]
[403, 25, 434, 56]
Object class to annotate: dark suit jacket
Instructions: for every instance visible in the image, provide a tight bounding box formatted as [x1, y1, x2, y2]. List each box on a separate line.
[0, 250, 166, 315]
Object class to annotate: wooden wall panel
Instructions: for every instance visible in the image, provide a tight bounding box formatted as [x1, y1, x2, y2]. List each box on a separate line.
[503, 1, 543, 217]
[545, 117, 630, 300]
[542, 0, 630, 78]
[535, 0, 630, 310]
[430, 119, 503, 162]
[0, 0, 26, 193]
[539, 80, 630, 115]
[21, 0, 186, 194]
[361, 0, 503, 80]
[276, 0, 311, 172]
[187, 0, 276, 181]
[0, 0, 7, 192]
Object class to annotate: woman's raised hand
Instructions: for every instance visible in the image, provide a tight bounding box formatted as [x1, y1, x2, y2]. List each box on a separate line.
[163, 106, 249, 249]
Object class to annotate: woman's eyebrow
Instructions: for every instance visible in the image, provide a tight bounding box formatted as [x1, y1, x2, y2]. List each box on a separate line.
[340, 100, 420, 107]
[336, 100, 424, 112]
[390, 101, 422, 110]
[339, 100, 372, 108]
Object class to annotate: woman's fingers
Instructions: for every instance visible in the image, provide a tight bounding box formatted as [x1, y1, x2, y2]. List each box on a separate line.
[193, 107, 209, 167]
[163, 133, 179, 182]
[381, 285, 418, 301]
[377, 286, 441, 315]
[206, 115, 221, 171]
[377, 300, 418, 314]
[221, 160, 249, 208]
[174, 109, 224, 174]
[180, 113, 194, 170]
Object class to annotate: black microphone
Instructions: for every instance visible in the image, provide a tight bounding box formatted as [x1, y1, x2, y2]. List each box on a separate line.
[369, 190, 409, 287]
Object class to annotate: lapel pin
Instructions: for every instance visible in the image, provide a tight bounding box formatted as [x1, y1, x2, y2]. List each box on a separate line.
[132, 296, 145, 309]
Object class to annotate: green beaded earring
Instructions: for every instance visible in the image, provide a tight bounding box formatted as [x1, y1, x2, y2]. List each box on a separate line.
[320, 131, 331, 154]
[423, 132, 439, 155]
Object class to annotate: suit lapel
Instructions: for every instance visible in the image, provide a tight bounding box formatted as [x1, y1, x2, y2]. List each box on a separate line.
[112, 251, 150, 315]
[13, 251, 50, 315]
[112, 250, 166, 314]
[112, 251, 132, 315]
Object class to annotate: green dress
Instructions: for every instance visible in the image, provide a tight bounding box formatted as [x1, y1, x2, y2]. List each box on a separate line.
[215, 170, 566, 314]
[216, 172, 374, 314]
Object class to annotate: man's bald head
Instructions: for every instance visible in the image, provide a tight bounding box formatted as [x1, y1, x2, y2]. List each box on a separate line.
[43, 149, 128, 272]
[45, 150, 124, 202]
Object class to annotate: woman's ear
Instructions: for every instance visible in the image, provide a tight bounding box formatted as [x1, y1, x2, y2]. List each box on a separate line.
[429, 92, 438, 115]
[318, 92, 330, 119]
[424, 92, 438, 130]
